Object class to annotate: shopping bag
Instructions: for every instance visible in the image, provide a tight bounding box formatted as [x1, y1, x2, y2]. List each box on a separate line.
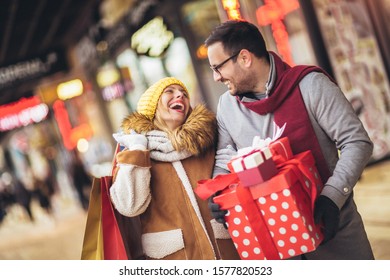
[81, 177, 104, 260]
[100, 174, 128, 260]
[81, 143, 128, 260]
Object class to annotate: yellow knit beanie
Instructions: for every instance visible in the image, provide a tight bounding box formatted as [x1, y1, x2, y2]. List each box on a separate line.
[137, 77, 188, 120]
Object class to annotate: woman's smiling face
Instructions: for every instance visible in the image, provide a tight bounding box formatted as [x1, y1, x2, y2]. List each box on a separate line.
[156, 84, 191, 130]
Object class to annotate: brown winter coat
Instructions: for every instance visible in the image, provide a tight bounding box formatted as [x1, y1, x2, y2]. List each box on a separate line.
[111, 105, 239, 260]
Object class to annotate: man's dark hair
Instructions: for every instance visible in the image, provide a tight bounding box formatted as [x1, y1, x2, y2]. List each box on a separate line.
[205, 20, 269, 60]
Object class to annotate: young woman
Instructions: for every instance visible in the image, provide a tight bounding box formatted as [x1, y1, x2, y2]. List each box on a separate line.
[110, 77, 239, 260]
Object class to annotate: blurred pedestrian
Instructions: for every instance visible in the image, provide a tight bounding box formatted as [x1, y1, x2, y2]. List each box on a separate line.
[13, 177, 34, 221]
[70, 153, 92, 211]
[32, 175, 53, 214]
[0, 188, 13, 223]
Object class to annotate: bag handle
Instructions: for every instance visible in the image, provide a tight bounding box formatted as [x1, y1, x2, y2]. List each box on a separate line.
[110, 143, 121, 176]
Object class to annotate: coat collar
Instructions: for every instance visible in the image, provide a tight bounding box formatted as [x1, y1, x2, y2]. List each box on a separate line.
[121, 104, 217, 156]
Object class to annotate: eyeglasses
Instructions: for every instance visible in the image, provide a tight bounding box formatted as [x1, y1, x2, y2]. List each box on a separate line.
[210, 51, 240, 76]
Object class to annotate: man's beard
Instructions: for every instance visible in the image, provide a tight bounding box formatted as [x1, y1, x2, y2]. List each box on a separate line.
[233, 77, 256, 96]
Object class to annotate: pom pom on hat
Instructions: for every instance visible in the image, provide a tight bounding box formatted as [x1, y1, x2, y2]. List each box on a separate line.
[137, 77, 188, 120]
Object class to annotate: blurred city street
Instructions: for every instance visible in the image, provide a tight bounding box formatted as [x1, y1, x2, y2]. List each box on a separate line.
[0, 159, 389, 260]
[354, 159, 390, 260]
[0, 0, 389, 265]
[0, 194, 87, 260]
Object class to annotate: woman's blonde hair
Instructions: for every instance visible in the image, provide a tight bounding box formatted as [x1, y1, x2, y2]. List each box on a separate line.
[153, 106, 193, 152]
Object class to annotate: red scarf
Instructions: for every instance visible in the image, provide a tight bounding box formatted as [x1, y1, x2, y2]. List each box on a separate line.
[239, 51, 332, 183]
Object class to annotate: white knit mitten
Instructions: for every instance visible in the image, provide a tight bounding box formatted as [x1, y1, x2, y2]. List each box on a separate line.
[113, 130, 147, 151]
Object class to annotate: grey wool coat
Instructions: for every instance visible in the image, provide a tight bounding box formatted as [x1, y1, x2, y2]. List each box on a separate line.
[213, 54, 374, 260]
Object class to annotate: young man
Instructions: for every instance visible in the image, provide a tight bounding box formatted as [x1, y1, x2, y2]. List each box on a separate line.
[205, 20, 374, 260]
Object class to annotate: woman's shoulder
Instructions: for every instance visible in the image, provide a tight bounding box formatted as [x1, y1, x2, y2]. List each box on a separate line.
[121, 112, 155, 134]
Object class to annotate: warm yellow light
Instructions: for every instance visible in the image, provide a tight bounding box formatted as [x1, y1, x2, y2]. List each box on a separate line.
[96, 64, 121, 87]
[131, 17, 174, 57]
[77, 138, 89, 153]
[196, 44, 208, 59]
[57, 79, 84, 100]
[221, 0, 242, 20]
[222, 0, 240, 10]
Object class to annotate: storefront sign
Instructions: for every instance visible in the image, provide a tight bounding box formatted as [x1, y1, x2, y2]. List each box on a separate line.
[101, 82, 125, 101]
[53, 100, 92, 150]
[0, 49, 68, 90]
[96, 63, 121, 88]
[0, 96, 49, 132]
[57, 79, 84, 100]
[75, 36, 98, 68]
[131, 17, 174, 57]
[256, 0, 299, 66]
[313, 0, 390, 160]
[221, 0, 243, 20]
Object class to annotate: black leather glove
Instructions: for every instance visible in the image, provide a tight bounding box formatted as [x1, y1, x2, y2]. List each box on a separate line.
[314, 195, 340, 244]
[208, 194, 228, 229]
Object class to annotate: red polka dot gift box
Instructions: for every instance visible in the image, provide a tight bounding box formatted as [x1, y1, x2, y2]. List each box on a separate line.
[213, 151, 324, 260]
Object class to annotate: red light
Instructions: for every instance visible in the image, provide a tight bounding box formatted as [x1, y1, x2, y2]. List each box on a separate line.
[256, 0, 300, 66]
[221, 0, 243, 20]
[0, 96, 49, 131]
[53, 100, 92, 150]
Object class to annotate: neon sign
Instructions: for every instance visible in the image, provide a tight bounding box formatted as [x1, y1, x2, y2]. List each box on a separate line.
[101, 82, 125, 101]
[53, 100, 93, 150]
[0, 50, 68, 91]
[221, 0, 242, 20]
[131, 17, 174, 57]
[57, 79, 84, 100]
[0, 96, 49, 132]
[96, 63, 120, 88]
[256, 0, 300, 66]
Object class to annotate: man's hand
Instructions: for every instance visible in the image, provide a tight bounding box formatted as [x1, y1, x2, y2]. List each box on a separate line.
[208, 194, 228, 229]
[314, 195, 340, 243]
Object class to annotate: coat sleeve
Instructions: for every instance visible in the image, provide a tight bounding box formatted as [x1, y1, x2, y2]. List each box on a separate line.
[212, 96, 237, 178]
[300, 72, 373, 209]
[110, 149, 152, 217]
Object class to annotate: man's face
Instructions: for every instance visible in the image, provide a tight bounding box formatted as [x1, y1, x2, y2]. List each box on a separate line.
[207, 42, 253, 96]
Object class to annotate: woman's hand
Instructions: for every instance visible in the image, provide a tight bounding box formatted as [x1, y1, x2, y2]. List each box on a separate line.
[113, 130, 147, 150]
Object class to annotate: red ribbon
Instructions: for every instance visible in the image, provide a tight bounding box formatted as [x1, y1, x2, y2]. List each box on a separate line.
[195, 173, 238, 200]
[276, 151, 320, 210]
[269, 137, 293, 160]
[235, 184, 281, 260]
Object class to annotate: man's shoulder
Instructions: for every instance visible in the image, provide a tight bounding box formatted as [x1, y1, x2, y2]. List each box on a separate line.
[300, 70, 335, 88]
[219, 90, 235, 103]
[217, 91, 239, 119]
[218, 91, 241, 112]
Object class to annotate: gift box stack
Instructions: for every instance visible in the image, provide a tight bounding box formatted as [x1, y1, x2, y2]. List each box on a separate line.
[196, 137, 324, 260]
[227, 145, 278, 186]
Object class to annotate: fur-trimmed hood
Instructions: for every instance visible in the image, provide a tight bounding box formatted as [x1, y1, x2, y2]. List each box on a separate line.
[121, 104, 217, 156]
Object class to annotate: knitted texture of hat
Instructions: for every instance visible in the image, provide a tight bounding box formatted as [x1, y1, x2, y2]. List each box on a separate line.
[137, 77, 188, 120]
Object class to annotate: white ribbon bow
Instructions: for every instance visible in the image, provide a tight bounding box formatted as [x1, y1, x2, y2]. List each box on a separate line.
[237, 122, 286, 157]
